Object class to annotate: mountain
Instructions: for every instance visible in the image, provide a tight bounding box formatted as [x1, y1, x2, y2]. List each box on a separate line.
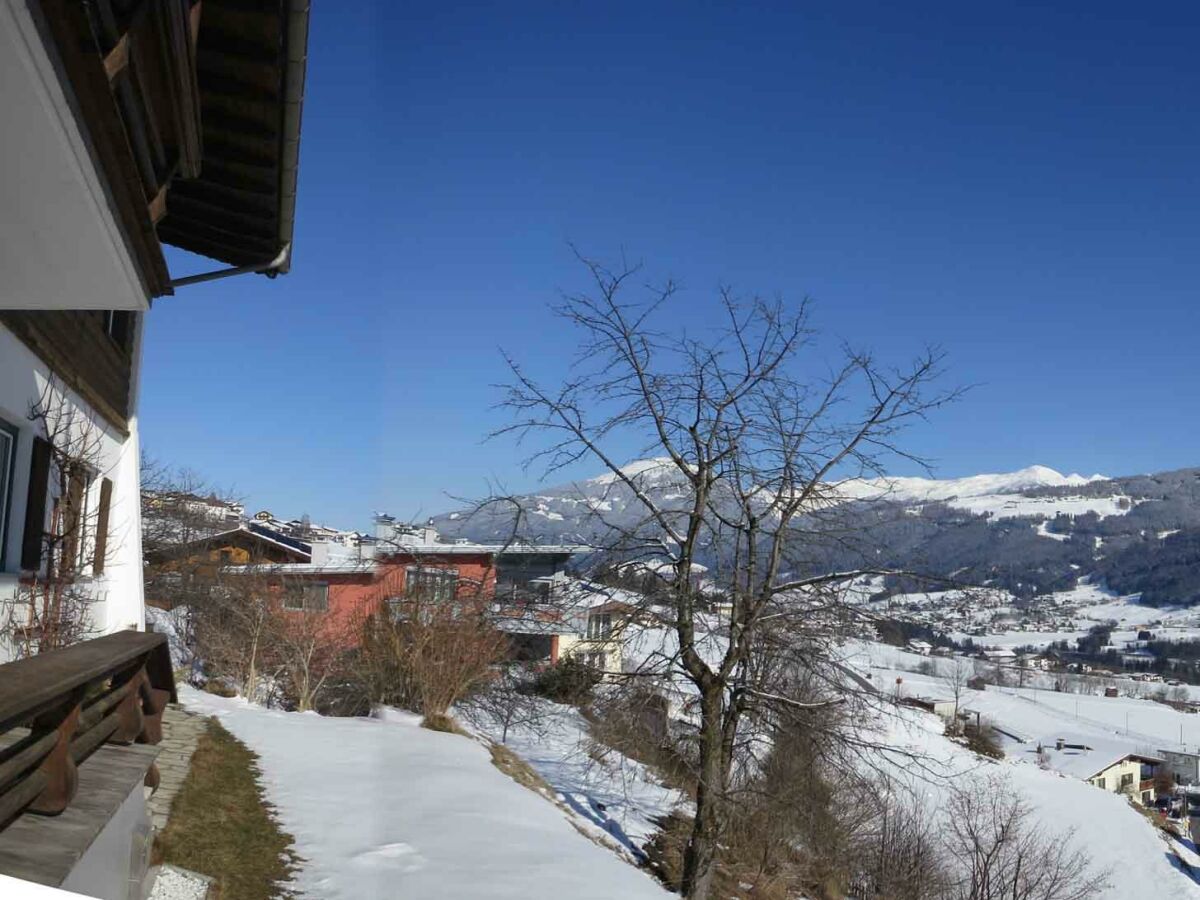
[433, 462, 1200, 608]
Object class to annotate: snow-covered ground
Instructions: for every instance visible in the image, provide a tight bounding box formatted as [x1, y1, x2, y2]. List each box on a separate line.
[877, 707, 1200, 900]
[466, 697, 683, 862]
[179, 687, 668, 900]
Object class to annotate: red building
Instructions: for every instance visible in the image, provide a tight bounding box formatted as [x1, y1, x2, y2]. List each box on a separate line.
[237, 524, 583, 651]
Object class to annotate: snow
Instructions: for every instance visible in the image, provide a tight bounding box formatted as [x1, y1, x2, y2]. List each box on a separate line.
[867, 704, 1200, 900]
[587, 457, 679, 487]
[947, 492, 1136, 521]
[835, 464, 1106, 504]
[1035, 520, 1069, 541]
[467, 698, 684, 861]
[179, 688, 668, 900]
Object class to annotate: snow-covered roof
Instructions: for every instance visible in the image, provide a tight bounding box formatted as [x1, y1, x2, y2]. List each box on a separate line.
[1030, 734, 1162, 781]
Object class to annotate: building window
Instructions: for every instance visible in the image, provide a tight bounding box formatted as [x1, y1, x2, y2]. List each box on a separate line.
[406, 566, 458, 602]
[102, 311, 135, 354]
[284, 582, 328, 612]
[57, 463, 95, 573]
[0, 419, 15, 569]
[1094, 777, 1106, 790]
[1120, 772, 1134, 788]
[587, 612, 613, 640]
[581, 651, 606, 670]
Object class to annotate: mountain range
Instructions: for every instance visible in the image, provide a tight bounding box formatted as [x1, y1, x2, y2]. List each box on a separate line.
[433, 462, 1200, 607]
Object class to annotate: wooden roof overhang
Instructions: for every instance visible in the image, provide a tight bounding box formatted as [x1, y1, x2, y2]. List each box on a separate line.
[32, 0, 309, 298]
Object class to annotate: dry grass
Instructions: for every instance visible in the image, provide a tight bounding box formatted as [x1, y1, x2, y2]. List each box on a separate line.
[152, 719, 299, 900]
[421, 711, 467, 735]
[487, 741, 557, 800]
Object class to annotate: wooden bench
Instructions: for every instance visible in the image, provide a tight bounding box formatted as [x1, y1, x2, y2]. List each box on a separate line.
[0, 632, 176, 887]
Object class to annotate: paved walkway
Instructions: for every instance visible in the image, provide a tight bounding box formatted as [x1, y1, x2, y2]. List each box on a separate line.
[148, 704, 208, 832]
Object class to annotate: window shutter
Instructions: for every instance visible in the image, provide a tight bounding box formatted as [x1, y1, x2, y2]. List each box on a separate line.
[20, 437, 51, 571]
[92, 477, 113, 576]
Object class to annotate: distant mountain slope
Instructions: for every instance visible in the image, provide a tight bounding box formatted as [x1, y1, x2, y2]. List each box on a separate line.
[433, 463, 1200, 607]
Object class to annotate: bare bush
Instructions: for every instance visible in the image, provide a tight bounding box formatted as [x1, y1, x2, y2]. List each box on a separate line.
[354, 581, 506, 720]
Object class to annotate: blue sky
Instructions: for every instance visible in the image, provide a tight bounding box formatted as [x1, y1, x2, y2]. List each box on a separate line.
[143, 2, 1200, 530]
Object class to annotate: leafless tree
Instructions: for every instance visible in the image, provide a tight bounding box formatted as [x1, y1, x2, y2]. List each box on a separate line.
[352, 573, 507, 723]
[190, 568, 284, 702]
[272, 578, 350, 712]
[941, 656, 975, 734]
[493, 252, 960, 898]
[460, 663, 547, 743]
[942, 778, 1108, 900]
[0, 381, 118, 655]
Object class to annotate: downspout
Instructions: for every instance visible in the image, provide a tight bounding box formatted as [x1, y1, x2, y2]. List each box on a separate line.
[167, 243, 290, 289]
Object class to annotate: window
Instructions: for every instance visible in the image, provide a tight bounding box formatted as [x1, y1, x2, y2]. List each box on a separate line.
[102, 311, 135, 353]
[284, 582, 328, 612]
[1094, 777, 1106, 790]
[0, 418, 15, 569]
[405, 566, 458, 602]
[57, 463, 94, 573]
[587, 612, 613, 640]
[582, 651, 606, 670]
[1120, 772, 1134, 788]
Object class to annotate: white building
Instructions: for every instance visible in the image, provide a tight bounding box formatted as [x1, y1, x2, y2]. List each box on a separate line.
[0, 0, 307, 666]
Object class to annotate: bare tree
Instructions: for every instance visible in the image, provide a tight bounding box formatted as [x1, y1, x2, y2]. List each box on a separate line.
[460, 663, 547, 743]
[191, 568, 283, 702]
[352, 574, 507, 724]
[942, 778, 1108, 900]
[941, 656, 975, 734]
[494, 252, 959, 898]
[1, 381, 119, 655]
[272, 578, 350, 712]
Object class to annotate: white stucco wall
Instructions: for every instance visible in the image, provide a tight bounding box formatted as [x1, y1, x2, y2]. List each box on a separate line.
[0, 321, 145, 658]
[59, 782, 151, 900]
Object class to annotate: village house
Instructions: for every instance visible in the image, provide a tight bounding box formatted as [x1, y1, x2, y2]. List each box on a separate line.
[1158, 745, 1200, 786]
[1034, 736, 1163, 806]
[0, 0, 310, 895]
[560, 598, 639, 674]
[225, 520, 587, 656]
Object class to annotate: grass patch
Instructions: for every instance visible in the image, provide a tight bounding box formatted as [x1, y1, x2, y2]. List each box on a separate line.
[152, 719, 299, 900]
[421, 711, 467, 735]
[487, 742, 556, 799]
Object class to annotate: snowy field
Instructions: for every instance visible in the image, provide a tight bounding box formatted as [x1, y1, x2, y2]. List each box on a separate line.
[179, 688, 668, 900]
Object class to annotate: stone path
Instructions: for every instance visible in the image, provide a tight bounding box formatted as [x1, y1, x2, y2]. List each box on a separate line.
[148, 704, 208, 832]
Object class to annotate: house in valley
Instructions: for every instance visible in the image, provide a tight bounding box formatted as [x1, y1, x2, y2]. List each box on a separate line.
[1033, 736, 1163, 805]
[559, 598, 638, 673]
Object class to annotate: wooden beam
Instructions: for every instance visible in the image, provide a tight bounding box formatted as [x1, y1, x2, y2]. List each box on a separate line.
[148, 183, 168, 224]
[102, 32, 128, 82]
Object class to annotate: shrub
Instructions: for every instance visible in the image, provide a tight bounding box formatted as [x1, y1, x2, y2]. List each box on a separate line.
[533, 656, 602, 705]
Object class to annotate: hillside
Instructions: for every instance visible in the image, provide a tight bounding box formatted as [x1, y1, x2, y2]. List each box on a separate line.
[434, 462, 1200, 607]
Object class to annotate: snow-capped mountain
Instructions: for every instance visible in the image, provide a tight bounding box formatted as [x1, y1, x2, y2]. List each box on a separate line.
[835, 465, 1108, 504]
[433, 461, 1200, 608]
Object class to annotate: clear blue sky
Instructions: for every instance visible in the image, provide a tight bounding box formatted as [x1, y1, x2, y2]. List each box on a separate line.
[142, 2, 1200, 531]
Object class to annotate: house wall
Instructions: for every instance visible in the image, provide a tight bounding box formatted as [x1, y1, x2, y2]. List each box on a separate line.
[296, 554, 500, 647]
[1089, 758, 1145, 797]
[0, 320, 145, 661]
[1160, 750, 1199, 785]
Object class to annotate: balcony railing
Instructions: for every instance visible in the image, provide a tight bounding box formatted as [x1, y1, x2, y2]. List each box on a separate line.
[0, 631, 175, 831]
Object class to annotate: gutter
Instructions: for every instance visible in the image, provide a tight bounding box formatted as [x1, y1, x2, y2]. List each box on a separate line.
[275, 0, 310, 276]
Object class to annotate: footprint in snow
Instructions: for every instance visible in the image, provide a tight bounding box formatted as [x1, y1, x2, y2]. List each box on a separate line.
[351, 842, 426, 873]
